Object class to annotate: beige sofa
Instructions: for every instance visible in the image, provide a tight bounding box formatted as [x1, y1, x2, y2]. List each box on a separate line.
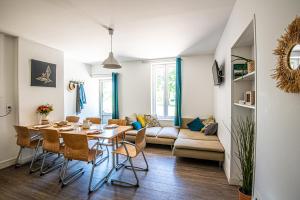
[172, 118, 225, 164]
[125, 126, 179, 146]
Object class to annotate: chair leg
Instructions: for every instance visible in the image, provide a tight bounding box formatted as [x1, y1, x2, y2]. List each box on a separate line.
[29, 139, 42, 174]
[125, 151, 148, 171]
[40, 152, 63, 176]
[111, 157, 139, 187]
[15, 147, 23, 168]
[88, 158, 107, 193]
[60, 159, 84, 188]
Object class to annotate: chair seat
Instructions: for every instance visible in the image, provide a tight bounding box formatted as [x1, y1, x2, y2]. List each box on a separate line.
[113, 144, 137, 158]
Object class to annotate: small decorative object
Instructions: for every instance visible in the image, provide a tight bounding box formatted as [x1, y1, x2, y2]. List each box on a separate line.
[232, 117, 255, 200]
[232, 55, 254, 78]
[36, 104, 53, 124]
[272, 16, 300, 93]
[31, 59, 56, 87]
[239, 100, 246, 105]
[247, 61, 255, 73]
[245, 91, 255, 105]
[82, 119, 92, 129]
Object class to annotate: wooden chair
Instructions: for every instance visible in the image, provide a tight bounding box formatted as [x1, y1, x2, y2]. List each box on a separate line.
[39, 129, 64, 176]
[60, 133, 108, 192]
[111, 128, 148, 187]
[86, 117, 101, 124]
[108, 119, 127, 126]
[14, 125, 43, 173]
[66, 116, 80, 123]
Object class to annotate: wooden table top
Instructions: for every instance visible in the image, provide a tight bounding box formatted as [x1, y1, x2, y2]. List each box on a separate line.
[28, 124, 132, 140]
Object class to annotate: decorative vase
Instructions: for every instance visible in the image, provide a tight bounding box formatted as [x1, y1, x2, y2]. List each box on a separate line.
[40, 114, 49, 125]
[238, 188, 251, 200]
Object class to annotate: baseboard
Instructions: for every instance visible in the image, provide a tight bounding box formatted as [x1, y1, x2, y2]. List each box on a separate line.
[0, 155, 33, 170]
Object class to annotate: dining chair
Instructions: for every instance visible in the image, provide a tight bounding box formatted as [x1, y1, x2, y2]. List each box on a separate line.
[39, 129, 64, 176]
[86, 117, 101, 124]
[108, 119, 127, 126]
[14, 125, 43, 173]
[60, 133, 108, 192]
[66, 116, 80, 123]
[111, 128, 149, 187]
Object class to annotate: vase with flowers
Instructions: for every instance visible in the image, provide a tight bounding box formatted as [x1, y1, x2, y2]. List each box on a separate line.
[36, 104, 53, 124]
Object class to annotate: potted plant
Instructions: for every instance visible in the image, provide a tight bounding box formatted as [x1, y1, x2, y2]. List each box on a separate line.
[36, 104, 53, 124]
[233, 117, 255, 200]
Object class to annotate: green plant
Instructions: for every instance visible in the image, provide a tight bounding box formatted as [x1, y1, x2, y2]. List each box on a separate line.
[233, 117, 255, 195]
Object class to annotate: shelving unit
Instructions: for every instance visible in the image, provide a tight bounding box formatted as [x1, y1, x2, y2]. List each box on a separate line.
[230, 19, 257, 185]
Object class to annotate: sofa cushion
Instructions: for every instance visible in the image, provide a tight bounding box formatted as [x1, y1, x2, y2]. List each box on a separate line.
[146, 127, 162, 137]
[187, 117, 205, 131]
[132, 121, 142, 130]
[174, 138, 224, 153]
[179, 129, 219, 141]
[157, 127, 179, 139]
[126, 130, 138, 136]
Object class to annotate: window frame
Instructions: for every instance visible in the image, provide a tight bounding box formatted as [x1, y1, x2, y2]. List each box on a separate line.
[151, 61, 176, 119]
[99, 78, 112, 124]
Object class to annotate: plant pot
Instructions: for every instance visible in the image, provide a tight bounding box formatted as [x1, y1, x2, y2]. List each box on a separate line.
[238, 188, 252, 200]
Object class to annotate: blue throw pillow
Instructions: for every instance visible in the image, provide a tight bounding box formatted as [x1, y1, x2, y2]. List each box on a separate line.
[132, 121, 142, 130]
[187, 117, 205, 131]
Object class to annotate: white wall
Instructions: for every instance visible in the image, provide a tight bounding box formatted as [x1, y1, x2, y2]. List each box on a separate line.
[64, 57, 99, 120]
[91, 55, 214, 119]
[214, 0, 300, 199]
[0, 33, 18, 169]
[17, 38, 64, 125]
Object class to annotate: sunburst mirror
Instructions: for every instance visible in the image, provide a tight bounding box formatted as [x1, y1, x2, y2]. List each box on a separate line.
[272, 16, 300, 93]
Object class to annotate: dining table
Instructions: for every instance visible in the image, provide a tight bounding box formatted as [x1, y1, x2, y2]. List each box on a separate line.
[28, 122, 132, 190]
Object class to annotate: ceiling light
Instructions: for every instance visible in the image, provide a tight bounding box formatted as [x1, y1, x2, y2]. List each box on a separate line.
[102, 28, 121, 69]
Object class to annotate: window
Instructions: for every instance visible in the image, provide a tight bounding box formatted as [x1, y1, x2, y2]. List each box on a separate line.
[151, 62, 176, 119]
[99, 79, 112, 124]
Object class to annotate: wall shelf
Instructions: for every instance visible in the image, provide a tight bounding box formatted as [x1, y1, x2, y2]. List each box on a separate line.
[233, 71, 255, 82]
[234, 103, 255, 109]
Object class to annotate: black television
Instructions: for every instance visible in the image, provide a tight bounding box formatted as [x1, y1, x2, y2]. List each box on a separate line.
[212, 60, 223, 85]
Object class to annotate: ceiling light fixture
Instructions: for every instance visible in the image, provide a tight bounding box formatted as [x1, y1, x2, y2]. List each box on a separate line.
[102, 27, 121, 69]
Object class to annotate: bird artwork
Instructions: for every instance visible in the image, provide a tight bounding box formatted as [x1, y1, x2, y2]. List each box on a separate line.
[36, 65, 52, 84]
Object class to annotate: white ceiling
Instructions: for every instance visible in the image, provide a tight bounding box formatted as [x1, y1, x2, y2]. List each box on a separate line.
[0, 0, 236, 63]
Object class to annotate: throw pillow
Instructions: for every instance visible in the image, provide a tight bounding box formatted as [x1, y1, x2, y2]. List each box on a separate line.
[137, 114, 146, 127]
[125, 113, 137, 125]
[187, 117, 205, 131]
[204, 123, 218, 135]
[144, 114, 161, 127]
[201, 116, 216, 132]
[132, 121, 142, 130]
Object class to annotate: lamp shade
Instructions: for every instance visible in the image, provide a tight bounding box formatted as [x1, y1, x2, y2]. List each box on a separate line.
[102, 52, 121, 69]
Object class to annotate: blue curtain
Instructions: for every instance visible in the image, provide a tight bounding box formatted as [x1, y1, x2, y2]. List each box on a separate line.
[112, 72, 119, 119]
[174, 57, 182, 126]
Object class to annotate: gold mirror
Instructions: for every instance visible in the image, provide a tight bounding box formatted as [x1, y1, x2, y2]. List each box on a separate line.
[272, 16, 300, 93]
[289, 44, 300, 70]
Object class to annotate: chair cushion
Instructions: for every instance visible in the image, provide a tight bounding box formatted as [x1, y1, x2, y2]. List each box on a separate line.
[157, 127, 179, 139]
[178, 129, 219, 141]
[174, 138, 224, 152]
[146, 127, 162, 137]
[126, 130, 138, 136]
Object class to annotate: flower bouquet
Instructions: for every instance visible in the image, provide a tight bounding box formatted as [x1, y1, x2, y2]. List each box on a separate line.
[37, 104, 53, 124]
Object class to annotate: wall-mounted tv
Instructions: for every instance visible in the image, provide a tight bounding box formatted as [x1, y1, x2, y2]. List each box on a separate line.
[212, 60, 223, 85]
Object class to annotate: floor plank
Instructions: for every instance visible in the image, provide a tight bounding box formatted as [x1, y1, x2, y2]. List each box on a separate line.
[0, 144, 237, 200]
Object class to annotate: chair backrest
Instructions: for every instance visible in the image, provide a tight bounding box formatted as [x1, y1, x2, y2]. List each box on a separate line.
[108, 119, 127, 126]
[86, 117, 101, 124]
[40, 129, 61, 153]
[135, 128, 146, 153]
[61, 133, 89, 161]
[14, 125, 31, 147]
[66, 116, 80, 123]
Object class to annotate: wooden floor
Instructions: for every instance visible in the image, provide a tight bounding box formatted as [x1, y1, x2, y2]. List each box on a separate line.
[0, 145, 237, 200]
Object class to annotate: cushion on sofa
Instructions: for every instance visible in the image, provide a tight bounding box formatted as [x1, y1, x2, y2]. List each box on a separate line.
[174, 138, 224, 152]
[126, 130, 138, 136]
[157, 127, 179, 139]
[146, 127, 162, 137]
[178, 129, 219, 141]
[187, 118, 205, 131]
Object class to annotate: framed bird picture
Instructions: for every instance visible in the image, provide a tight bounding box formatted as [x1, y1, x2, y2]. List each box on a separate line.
[31, 59, 56, 87]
